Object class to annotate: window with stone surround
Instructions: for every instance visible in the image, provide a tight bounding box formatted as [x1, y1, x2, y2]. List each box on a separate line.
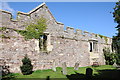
[89, 40, 98, 52]
[39, 34, 47, 51]
[39, 32, 53, 52]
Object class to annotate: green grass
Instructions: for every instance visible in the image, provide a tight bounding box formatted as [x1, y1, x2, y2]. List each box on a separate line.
[12, 65, 117, 79]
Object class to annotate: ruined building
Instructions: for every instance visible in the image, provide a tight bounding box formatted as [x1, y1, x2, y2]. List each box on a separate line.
[0, 3, 112, 73]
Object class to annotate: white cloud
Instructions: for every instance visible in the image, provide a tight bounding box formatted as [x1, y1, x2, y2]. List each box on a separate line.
[1, 2, 16, 16]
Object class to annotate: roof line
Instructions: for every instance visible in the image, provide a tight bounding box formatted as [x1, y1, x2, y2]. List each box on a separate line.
[0, 9, 12, 15]
[17, 2, 46, 15]
[0, 3, 64, 25]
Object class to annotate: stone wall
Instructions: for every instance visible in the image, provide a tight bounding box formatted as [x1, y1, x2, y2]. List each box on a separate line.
[0, 3, 112, 73]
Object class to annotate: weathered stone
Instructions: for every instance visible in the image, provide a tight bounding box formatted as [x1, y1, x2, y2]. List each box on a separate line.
[52, 60, 56, 72]
[113, 63, 118, 67]
[74, 62, 79, 70]
[86, 68, 93, 77]
[0, 3, 112, 73]
[62, 62, 67, 75]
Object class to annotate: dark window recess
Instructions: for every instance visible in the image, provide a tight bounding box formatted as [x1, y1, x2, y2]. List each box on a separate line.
[39, 35, 47, 51]
[90, 42, 92, 52]
[43, 35, 47, 50]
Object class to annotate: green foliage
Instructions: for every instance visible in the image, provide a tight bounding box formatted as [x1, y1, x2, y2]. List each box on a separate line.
[112, 1, 120, 52]
[16, 17, 47, 40]
[112, 36, 120, 53]
[112, 1, 120, 65]
[2, 73, 15, 80]
[104, 36, 108, 44]
[116, 53, 120, 65]
[0, 34, 10, 39]
[113, 1, 120, 30]
[14, 29, 32, 40]
[98, 34, 108, 44]
[103, 48, 116, 65]
[13, 65, 116, 78]
[95, 34, 98, 37]
[98, 34, 103, 39]
[20, 54, 33, 75]
[0, 27, 7, 31]
[25, 17, 47, 39]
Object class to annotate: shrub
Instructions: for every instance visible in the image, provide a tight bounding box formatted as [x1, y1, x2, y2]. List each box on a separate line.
[116, 53, 120, 65]
[20, 54, 33, 75]
[103, 48, 116, 65]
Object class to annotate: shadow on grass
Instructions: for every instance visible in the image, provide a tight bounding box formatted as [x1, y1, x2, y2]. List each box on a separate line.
[66, 68, 120, 80]
[2, 73, 16, 80]
[94, 69, 120, 80]
[3, 67, 120, 80]
[66, 72, 86, 80]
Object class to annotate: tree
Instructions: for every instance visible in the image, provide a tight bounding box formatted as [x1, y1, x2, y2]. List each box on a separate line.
[20, 54, 33, 75]
[25, 17, 47, 39]
[15, 17, 47, 51]
[113, 1, 120, 65]
[16, 17, 47, 40]
[103, 48, 116, 65]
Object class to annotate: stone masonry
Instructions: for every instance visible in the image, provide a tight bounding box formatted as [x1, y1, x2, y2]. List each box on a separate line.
[0, 3, 112, 73]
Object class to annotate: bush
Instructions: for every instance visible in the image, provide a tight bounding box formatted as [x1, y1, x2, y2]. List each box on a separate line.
[112, 36, 120, 65]
[116, 53, 120, 65]
[103, 48, 116, 65]
[20, 54, 33, 75]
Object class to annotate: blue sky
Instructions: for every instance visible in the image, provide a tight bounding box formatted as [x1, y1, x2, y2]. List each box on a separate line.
[1, 2, 118, 38]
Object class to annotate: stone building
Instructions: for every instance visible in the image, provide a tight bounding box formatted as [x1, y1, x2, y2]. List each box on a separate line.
[0, 3, 112, 73]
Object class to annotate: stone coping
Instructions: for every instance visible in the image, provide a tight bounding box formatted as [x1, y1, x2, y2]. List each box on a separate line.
[0, 3, 64, 25]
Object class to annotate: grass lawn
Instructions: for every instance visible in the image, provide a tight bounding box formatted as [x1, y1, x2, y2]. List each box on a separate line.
[3, 65, 120, 80]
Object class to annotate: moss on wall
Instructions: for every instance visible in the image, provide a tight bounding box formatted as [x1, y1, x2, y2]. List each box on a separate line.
[0, 34, 10, 39]
[98, 34, 108, 44]
[0, 27, 7, 31]
[95, 34, 98, 37]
